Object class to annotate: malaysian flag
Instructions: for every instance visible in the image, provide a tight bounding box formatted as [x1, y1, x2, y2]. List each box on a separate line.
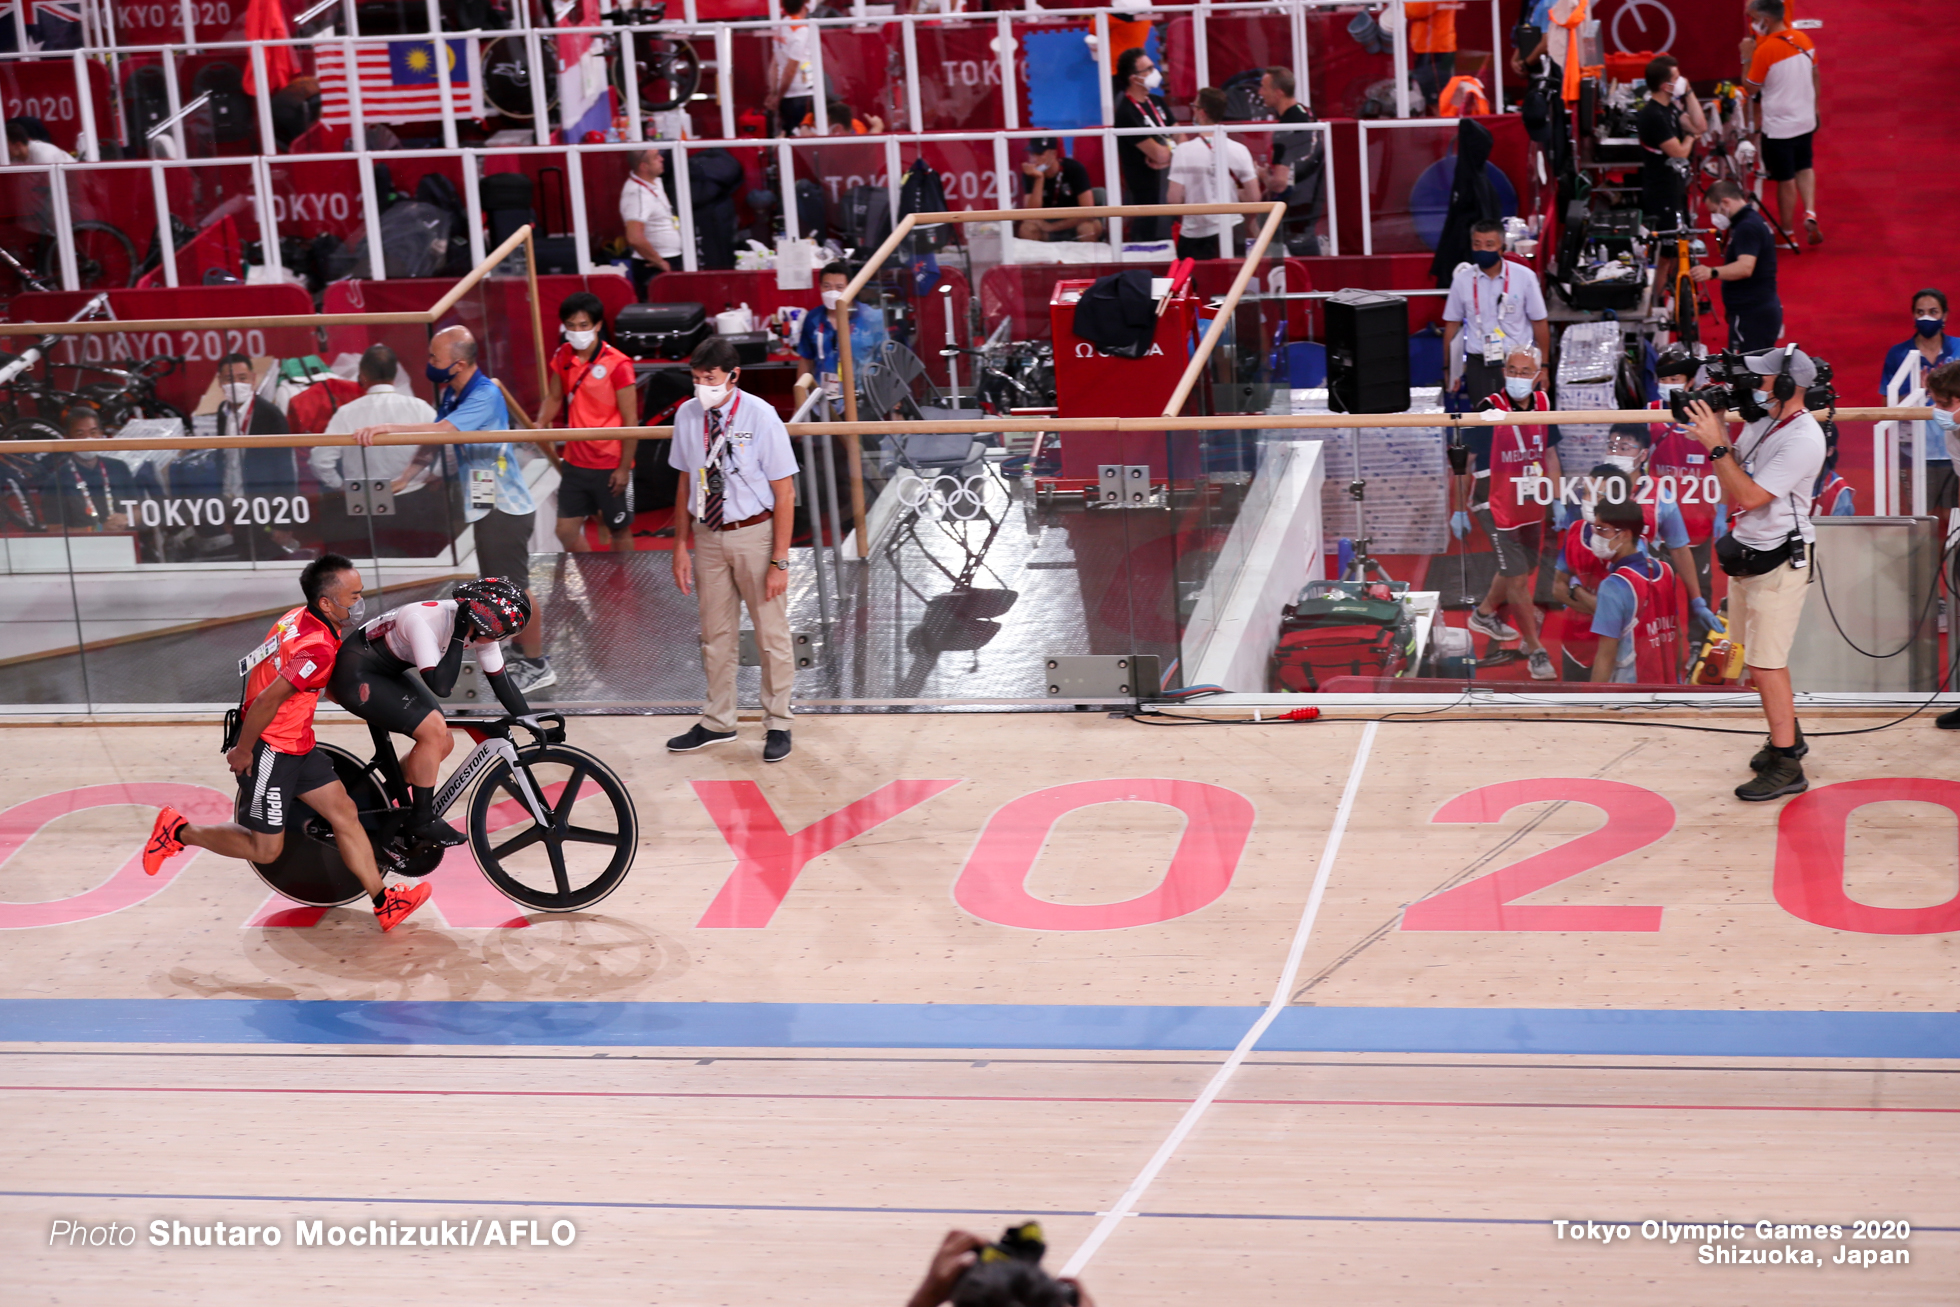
[315, 35, 484, 126]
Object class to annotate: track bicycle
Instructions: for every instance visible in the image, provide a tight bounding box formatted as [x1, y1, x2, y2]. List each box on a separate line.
[1650, 224, 1711, 349]
[243, 713, 639, 914]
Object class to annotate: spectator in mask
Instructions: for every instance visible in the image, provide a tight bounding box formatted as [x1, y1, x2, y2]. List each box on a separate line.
[1016, 137, 1103, 244]
[211, 353, 300, 560]
[1636, 55, 1694, 234]
[1112, 47, 1173, 242]
[1584, 495, 1685, 685]
[1878, 292, 1960, 516]
[1442, 220, 1550, 403]
[794, 261, 888, 405]
[538, 291, 640, 554]
[1450, 346, 1560, 680]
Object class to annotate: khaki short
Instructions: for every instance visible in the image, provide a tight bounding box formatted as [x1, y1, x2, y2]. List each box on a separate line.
[1728, 559, 1813, 671]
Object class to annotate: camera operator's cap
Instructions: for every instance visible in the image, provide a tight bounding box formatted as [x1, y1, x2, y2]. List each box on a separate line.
[1026, 136, 1060, 155]
[1743, 345, 1819, 388]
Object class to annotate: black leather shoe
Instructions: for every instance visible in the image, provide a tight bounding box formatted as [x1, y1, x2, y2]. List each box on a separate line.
[763, 729, 792, 763]
[1938, 707, 1960, 730]
[667, 724, 737, 752]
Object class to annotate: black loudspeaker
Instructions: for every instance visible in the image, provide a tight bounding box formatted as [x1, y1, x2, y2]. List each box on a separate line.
[1325, 289, 1409, 414]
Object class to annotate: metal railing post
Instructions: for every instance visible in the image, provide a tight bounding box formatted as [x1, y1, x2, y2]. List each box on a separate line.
[995, 14, 1018, 132]
[1194, 4, 1211, 91]
[673, 142, 699, 272]
[810, 22, 830, 135]
[992, 133, 1012, 246]
[461, 147, 485, 271]
[1094, 13, 1119, 246]
[254, 154, 285, 278]
[150, 162, 178, 287]
[525, 27, 551, 145]
[778, 139, 800, 242]
[1490, 0, 1505, 113]
[883, 135, 902, 230]
[48, 166, 80, 291]
[566, 147, 593, 273]
[716, 27, 736, 140]
[622, 28, 644, 142]
[1290, 2, 1309, 110]
[161, 46, 187, 158]
[901, 15, 923, 134]
[71, 51, 100, 160]
[426, 0, 458, 149]
[1321, 123, 1338, 256]
[250, 44, 278, 156]
[1391, 0, 1411, 117]
[1359, 121, 1373, 256]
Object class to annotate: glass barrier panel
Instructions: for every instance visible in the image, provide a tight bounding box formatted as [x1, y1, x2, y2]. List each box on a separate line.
[912, 18, 1007, 134]
[0, 441, 90, 711]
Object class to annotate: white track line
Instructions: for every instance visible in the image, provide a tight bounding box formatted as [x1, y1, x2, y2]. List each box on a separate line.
[1059, 721, 1379, 1277]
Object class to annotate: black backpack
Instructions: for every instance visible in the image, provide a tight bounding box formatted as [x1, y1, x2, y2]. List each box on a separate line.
[899, 158, 953, 249]
[415, 172, 471, 275]
[192, 61, 254, 144]
[1071, 270, 1157, 359]
[1221, 68, 1273, 123]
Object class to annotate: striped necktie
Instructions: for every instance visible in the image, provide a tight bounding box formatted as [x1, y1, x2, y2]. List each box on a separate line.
[701, 408, 725, 530]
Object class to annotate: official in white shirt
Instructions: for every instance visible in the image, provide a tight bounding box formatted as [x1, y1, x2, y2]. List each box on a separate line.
[621, 148, 683, 301]
[1442, 220, 1551, 403]
[313, 344, 444, 557]
[1165, 87, 1261, 261]
[666, 337, 801, 763]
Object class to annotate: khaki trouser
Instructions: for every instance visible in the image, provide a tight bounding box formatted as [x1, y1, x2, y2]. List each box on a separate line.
[693, 518, 793, 732]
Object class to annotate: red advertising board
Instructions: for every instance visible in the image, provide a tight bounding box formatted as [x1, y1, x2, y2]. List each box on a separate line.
[0, 58, 115, 155]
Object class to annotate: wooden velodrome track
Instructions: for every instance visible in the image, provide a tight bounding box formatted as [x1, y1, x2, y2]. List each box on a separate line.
[2, 711, 1955, 1304]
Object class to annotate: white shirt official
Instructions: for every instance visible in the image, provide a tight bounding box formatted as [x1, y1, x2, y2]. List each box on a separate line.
[620, 174, 683, 258]
[1167, 134, 1258, 239]
[312, 384, 439, 490]
[1441, 257, 1548, 364]
[667, 390, 800, 523]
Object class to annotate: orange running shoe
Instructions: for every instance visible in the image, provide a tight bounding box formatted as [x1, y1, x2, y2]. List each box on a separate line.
[143, 806, 187, 875]
[374, 882, 432, 932]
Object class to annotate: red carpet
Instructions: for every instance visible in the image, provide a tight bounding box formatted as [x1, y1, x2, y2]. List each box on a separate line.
[1761, 0, 1951, 508]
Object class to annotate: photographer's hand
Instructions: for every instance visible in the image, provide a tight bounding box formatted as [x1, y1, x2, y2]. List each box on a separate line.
[905, 1229, 985, 1307]
[1684, 399, 1727, 451]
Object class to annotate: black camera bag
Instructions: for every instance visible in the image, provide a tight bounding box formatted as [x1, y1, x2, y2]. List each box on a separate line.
[1715, 532, 1792, 578]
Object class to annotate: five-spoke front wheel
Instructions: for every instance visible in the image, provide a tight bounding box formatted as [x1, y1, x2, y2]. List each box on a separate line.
[467, 744, 638, 912]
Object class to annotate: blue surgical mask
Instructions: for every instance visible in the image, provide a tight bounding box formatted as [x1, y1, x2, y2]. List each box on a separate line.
[1505, 375, 1534, 400]
[1931, 405, 1958, 433]
[1661, 383, 1683, 400]
[426, 361, 457, 385]
[1916, 317, 1945, 339]
[1753, 388, 1775, 410]
[1471, 248, 1502, 269]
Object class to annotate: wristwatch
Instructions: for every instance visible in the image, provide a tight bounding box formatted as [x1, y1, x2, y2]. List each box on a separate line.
[1709, 445, 1733, 461]
[770, 558, 789, 571]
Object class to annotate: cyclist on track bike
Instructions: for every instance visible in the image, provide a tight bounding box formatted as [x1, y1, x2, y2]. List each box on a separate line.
[141, 554, 434, 932]
[328, 578, 537, 847]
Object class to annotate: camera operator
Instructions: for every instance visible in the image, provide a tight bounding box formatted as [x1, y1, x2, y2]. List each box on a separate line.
[903, 1228, 1095, 1307]
[1683, 345, 1827, 802]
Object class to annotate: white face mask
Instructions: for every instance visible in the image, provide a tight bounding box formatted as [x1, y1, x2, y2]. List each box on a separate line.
[1139, 69, 1162, 91]
[1710, 211, 1732, 232]
[222, 382, 254, 409]
[695, 380, 731, 408]
[564, 328, 598, 350]
[1586, 526, 1621, 562]
[1504, 375, 1534, 400]
[1754, 388, 1776, 410]
[1660, 383, 1684, 400]
[1602, 452, 1639, 474]
[820, 289, 843, 310]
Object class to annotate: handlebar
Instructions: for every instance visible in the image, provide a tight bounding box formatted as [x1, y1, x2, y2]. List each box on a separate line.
[451, 712, 568, 746]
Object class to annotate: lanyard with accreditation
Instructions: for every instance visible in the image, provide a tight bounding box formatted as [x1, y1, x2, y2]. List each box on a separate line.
[697, 391, 744, 512]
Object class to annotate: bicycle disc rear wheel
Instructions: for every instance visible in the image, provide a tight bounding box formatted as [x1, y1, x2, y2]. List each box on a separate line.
[467, 744, 637, 912]
[245, 744, 384, 908]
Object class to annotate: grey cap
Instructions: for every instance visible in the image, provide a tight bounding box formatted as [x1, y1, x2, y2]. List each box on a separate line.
[1743, 345, 1818, 388]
